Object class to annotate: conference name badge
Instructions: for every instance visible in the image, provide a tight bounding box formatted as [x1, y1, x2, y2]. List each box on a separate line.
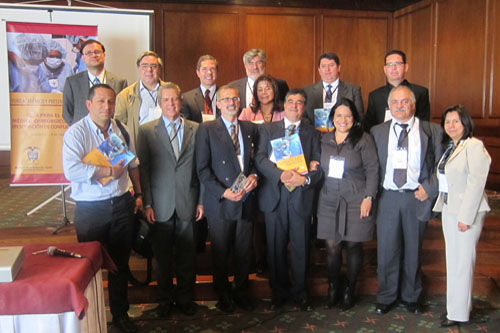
[393, 149, 408, 169]
[328, 156, 345, 179]
[438, 172, 449, 193]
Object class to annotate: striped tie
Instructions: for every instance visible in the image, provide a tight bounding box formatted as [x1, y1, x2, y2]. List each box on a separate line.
[231, 124, 240, 155]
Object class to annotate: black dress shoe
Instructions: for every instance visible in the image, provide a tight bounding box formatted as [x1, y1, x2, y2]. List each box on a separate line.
[340, 286, 355, 311]
[112, 315, 138, 333]
[234, 296, 255, 311]
[269, 298, 285, 311]
[296, 298, 313, 312]
[375, 303, 392, 315]
[440, 318, 461, 327]
[216, 295, 235, 313]
[405, 302, 423, 314]
[155, 302, 173, 318]
[177, 301, 197, 316]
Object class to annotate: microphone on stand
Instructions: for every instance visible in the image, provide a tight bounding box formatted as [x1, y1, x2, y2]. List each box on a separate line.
[47, 246, 83, 259]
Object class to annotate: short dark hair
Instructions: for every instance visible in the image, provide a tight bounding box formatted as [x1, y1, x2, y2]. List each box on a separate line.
[284, 88, 307, 105]
[250, 75, 282, 114]
[329, 97, 363, 146]
[87, 83, 114, 100]
[385, 49, 406, 64]
[440, 104, 474, 143]
[318, 52, 340, 67]
[136, 50, 163, 67]
[80, 39, 105, 55]
[197, 54, 218, 70]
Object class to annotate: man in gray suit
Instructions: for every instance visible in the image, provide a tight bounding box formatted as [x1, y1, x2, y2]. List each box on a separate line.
[303, 52, 364, 128]
[63, 39, 127, 125]
[370, 86, 442, 315]
[137, 82, 203, 318]
[228, 48, 289, 108]
[115, 51, 166, 146]
[181, 54, 220, 123]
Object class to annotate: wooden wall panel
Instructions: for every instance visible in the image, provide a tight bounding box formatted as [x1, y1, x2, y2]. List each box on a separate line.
[434, 0, 487, 119]
[393, 3, 434, 115]
[323, 15, 389, 108]
[163, 10, 240, 92]
[245, 14, 316, 89]
[490, 0, 500, 119]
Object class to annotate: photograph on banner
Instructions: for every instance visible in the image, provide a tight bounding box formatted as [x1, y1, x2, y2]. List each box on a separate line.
[7, 21, 97, 185]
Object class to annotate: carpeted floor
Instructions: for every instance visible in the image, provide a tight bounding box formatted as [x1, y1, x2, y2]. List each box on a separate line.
[106, 296, 499, 332]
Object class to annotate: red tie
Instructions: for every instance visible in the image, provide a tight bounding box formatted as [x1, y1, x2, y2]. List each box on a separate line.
[204, 89, 213, 115]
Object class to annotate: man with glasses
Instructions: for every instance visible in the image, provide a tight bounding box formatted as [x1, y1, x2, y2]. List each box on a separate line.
[63, 39, 127, 125]
[255, 89, 322, 312]
[364, 50, 430, 131]
[195, 86, 258, 313]
[229, 49, 289, 108]
[181, 54, 220, 123]
[136, 82, 203, 318]
[115, 51, 165, 146]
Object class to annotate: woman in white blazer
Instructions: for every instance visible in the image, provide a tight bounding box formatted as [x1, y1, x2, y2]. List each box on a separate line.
[433, 105, 491, 328]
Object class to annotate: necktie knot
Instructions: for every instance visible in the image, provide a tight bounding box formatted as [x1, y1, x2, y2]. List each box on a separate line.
[93, 77, 100, 85]
[287, 124, 296, 136]
[230, 124, 240, 155]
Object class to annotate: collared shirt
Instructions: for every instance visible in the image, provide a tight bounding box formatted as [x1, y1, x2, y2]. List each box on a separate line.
[62, 115, 138, 201]
[87, 70, 106, 87]
[163, 115, 184, 152]
[245, 77, 255, 108]
[284, 117, 301, 135]
[139, 81, 160, 125]
[323, 78, 339, 106]
[383, 116, 421, 190]
[221, 116, 244, 170]
[200, 85, 217, 113]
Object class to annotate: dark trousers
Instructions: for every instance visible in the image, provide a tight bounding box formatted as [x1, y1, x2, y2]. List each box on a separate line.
[265, 186, 311, 302]
[376, 189, 427, 304]
[74, 192, 134, 318]
[151, 213, 196, 305]
[207, 217, 252, 299]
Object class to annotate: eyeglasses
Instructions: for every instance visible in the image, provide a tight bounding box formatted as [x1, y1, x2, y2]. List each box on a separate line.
[220, 97, 240, 103]
[140, 63, 160, 70]
[385, 61, 404, 67]
[83, 50, 103, 57]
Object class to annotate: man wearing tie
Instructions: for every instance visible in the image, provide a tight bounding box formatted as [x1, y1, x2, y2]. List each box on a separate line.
[195, 85, 259, 313]
[136, 82, 203, 318]
[303, 52, 364, 127]
[255, 89, 322, 311]
[229, 49, 289, 108]
[63, 39, 127, 125]
[370, 86, 442, 315]
[115, 51, 166, 146]
[181, 54, 220, 123]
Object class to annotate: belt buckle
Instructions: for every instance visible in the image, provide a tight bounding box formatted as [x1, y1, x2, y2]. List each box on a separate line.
[398, 189, 405, 193]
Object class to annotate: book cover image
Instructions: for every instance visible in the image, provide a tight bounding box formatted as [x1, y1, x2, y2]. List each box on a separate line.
[314, 108, 334, 133]
[270, 133, 308, 175]
[82, 133, 135, 185]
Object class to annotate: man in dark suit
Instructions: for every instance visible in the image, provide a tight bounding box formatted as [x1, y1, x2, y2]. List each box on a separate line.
[228, 48, 289, 108]
[255, 89, 322, 311]
[137, 82, 203, 318]
[370, 86, 442, 315]
[365, 49, 430, 131]
[195, 85, 259, 313]
[303, 52, 364, 126]
[63, 39, 128, 125]
[181, 54, 220, 123]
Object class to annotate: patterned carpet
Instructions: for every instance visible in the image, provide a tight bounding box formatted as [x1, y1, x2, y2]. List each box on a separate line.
[106, 296, 499, 333]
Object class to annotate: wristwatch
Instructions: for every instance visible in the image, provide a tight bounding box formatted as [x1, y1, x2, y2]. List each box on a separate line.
[364, 195, 373, 200]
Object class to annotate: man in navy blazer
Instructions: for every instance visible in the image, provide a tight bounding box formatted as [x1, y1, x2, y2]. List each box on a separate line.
[370, 86, 442, 315]
[62, 39, 127, 125]
[256, 88, 322, 311]
[303, 52, 364, 126]
[181, 54, 221, 123]
[195, 85, 258, 313]
[228, 49, 289, 108]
